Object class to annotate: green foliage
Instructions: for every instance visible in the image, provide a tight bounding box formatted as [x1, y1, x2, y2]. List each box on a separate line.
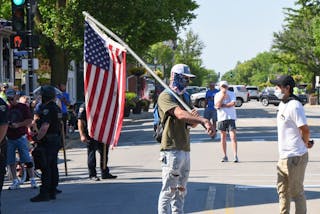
[125, 91, 138, 109]
[272, 0, 320, 89]
[0, 0, 199, 85]
[174, 29, 217, 86]
[0, 0, 11, 19]
[175, 29, 204, 66]
[128, 67, 147, 76]
[144, 42, 175, 79]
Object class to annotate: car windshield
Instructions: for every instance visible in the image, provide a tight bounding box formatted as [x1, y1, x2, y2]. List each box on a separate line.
[247, 87, 257, 90]
[265, 88, 275, 94]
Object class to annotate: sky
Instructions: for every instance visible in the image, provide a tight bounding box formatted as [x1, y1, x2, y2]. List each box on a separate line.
[182, 0, 296, 75]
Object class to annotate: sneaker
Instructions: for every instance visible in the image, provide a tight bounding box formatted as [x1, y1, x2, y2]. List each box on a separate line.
[101, 173, 117, 179]
[9, 179, 20, 190]
[89, 176, 100, 181]
[233, 156, 239, 163]
[30, 178, 38, 188]
[221, 156, 228, 162]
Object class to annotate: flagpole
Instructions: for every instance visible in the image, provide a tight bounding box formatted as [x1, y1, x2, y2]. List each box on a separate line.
[82, 11, 192, 113]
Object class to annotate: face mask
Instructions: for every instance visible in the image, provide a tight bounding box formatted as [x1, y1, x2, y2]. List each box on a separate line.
[274, 89, 284, 100]
[171, 73, 189, 94]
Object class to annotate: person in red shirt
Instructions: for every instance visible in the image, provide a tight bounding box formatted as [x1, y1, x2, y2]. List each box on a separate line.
[6, 88, 38, 190]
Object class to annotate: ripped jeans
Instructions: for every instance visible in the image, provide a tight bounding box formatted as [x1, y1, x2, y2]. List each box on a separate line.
[158, 150, 190, 214]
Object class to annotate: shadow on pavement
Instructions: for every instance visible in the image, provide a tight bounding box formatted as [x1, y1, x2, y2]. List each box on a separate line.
[3, 181, 320, 214]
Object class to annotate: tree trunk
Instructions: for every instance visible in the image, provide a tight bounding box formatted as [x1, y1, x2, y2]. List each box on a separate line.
[47, 43, 69, 86]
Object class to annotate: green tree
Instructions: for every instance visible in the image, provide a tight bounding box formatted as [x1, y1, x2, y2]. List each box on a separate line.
[144, 42, 175, 80]
[272, 0, 320, 90]
[175, 29, 217, 86]
[0, 0, 199, 86]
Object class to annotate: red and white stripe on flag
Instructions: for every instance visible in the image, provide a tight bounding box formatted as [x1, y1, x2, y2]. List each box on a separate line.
[84, 21, 126, 146]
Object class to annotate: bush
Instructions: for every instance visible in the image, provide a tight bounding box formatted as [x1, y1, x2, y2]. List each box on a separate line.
[139, 99, 150, 111]
[125, 92, 138, 109]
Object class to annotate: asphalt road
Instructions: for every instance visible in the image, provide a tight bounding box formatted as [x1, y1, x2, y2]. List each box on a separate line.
[2, 101, 320, 214]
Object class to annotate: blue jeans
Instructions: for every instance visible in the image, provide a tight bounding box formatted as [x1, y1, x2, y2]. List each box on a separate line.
[158, 150, 190, 214]
[7, 135, 32, 165]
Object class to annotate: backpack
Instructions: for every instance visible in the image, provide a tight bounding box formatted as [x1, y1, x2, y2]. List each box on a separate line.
[153, 103, 168, 143]
[152, 91, 191, 143]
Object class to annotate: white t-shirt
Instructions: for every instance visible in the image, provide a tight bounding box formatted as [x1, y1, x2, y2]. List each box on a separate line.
[214, 90, 237, 122]
[277, 99, 307, 159]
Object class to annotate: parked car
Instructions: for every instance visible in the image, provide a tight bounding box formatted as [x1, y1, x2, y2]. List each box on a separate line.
[190, 91, 207, 108]
[260, 87, 308, 106]
[246, 86, 259, 101]
[186, 86, 207, 95]
[297, 94, 308, 105]
[228, 85, 249, 107]
[190, 85, 248, 108]
[259, 87, 280, 106]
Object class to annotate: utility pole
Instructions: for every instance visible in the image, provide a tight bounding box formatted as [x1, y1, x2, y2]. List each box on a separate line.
[25, 0, 33, 97]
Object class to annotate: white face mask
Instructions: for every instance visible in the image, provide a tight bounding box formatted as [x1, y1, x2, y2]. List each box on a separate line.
[274, 89, 284, 100]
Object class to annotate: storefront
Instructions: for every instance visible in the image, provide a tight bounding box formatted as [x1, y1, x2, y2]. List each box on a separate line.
[0, 19, 14, 85]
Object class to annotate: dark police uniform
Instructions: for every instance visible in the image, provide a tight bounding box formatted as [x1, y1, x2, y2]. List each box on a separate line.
[0, 98, 8, 211]
[77, 103, 116, 179]
[34, 101, 62, 200]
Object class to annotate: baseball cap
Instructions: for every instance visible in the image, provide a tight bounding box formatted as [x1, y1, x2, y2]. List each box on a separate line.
[1, 83, 8, 88]
[171, 64, 195, 78]
[270, 75, 295, 88]
[6, 88, 18, 98]
[219, 80, 229, 87]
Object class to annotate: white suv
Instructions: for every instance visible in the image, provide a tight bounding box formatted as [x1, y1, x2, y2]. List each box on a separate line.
[190, 85, 249, 108]
[228, 85, 249, 107]
[246, 86, 259, 101]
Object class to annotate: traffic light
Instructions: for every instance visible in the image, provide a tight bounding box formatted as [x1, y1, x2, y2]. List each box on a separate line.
[10, 34, 26, 50]
[11, 0, 26, 32]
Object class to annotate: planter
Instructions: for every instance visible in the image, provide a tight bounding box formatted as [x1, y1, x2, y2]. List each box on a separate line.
[140, 100, 150, 112]
[132, 103, 142, 114]
[124, 106, 131, 117]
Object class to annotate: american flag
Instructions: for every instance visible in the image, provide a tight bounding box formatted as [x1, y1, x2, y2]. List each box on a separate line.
[84, 21, 126, 146]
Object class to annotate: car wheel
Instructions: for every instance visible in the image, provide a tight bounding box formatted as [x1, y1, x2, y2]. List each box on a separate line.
[261, 98, 269, 106]
[235, 98, 243, 107]
[198, 99, 206, 108]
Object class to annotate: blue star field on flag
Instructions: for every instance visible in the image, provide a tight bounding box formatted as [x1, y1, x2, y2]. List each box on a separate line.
[84, 21, 110, 71]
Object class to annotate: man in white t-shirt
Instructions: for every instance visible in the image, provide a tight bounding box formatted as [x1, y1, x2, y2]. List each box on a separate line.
[270, 75, 313, 214]
[214, 81, 238, 163]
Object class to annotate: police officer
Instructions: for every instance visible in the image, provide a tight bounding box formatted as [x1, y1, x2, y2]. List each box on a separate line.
[77, 103, 117, 181]
[30, 85, 62, 202]
[0, 97, 8, 213]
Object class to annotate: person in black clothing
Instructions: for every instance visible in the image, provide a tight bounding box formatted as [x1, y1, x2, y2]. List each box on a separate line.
[30, 85, 62, 202]
[0, 97, 8, 213]
[77, 103, 117, 181]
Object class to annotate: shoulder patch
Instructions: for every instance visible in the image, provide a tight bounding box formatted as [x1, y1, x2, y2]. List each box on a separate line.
[43, 109, 49, 115]
[79, 107, 85, 113]
[0, 105, 6, 112]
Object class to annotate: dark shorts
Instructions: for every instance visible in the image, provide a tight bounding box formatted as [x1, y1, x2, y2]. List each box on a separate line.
[217, 119, 236, 131]
[204, 108, 217, 122]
